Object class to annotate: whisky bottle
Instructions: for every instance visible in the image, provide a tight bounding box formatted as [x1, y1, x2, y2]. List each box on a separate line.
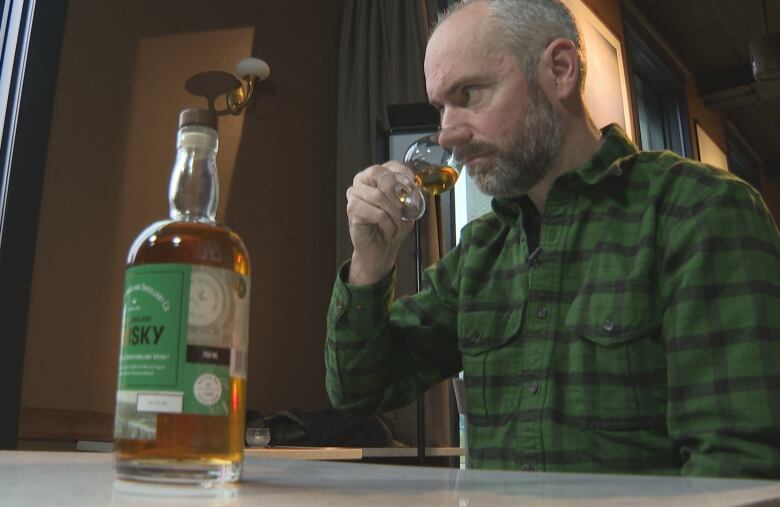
[114, 108, 250, 485]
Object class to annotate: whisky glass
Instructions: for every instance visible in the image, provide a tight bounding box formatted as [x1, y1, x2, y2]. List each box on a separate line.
[394, 132, 463, 221]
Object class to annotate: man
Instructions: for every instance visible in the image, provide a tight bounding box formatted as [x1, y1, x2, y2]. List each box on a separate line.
[326, 0, 780, 477]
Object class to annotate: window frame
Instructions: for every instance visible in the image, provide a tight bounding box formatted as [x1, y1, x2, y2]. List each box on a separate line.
[624, 17, 693, 158]
[0, 0, 68, 449]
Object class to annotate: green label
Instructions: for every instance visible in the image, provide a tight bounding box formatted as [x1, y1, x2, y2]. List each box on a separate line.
[119, 266, 186, 388]
[115, 263, 250, 440]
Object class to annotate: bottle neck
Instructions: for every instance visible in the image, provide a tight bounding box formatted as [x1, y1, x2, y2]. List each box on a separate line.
[168, 125, 219, 222]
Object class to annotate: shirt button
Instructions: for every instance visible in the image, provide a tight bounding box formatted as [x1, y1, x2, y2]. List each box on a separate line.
[529, 382, 539, 394]
[536, 306, 548, 319]
[355, 304, 364, 312]
[335, 300, 345, 310]
[469, 335, 481, 345]
[602, 319, 615, 333]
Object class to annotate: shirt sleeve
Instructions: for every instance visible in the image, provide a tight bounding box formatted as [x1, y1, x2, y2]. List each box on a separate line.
[661, 175, 780, 478]
[325, 248, 463, 417]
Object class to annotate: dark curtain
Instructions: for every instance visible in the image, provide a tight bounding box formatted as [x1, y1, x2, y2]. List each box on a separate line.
[335, 0, 453, 447]
[336, 0, 431, 266]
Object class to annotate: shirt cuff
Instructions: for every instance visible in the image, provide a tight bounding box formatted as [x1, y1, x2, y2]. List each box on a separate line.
[327, 260, 395, 334]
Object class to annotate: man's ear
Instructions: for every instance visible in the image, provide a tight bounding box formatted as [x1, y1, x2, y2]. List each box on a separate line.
[538, 38, 581, 101]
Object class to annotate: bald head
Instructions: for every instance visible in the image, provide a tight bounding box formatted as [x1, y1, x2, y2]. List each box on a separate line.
[425, 2, 502, 98]
[422, 1, 601, 208]
[430, 0, 586, 92]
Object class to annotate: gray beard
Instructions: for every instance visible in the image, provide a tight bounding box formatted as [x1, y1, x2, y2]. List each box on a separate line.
[463, 81, 563, 198]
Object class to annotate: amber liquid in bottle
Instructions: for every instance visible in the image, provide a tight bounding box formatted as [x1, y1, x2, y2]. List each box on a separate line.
[114, 110, 249, 485]
[115, 223, 249, 476]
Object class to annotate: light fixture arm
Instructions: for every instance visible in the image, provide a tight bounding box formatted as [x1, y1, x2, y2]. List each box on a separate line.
[226, 58, 271, 115]
[184, 57, 271, 116]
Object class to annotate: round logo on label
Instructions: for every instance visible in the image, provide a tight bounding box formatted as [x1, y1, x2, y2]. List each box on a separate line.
[189, 271, 225, 327]
[193, 373, 222, 406]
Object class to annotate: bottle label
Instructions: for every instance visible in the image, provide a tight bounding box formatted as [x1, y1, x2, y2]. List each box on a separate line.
[114, 263, 249, 441]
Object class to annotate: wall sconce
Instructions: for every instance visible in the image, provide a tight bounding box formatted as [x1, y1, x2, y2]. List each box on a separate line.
[185, 57, 271, 115]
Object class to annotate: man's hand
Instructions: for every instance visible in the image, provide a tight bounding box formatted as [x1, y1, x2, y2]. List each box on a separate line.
[346, 161, 415, 285]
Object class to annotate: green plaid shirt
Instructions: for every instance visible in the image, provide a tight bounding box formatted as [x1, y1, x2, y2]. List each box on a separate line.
[326, 125, 780, 478]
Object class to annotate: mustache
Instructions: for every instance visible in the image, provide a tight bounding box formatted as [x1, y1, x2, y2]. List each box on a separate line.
[455, 142, 498, 164]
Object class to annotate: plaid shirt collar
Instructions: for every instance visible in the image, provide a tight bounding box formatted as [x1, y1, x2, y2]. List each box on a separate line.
[491, 123, 639, 223]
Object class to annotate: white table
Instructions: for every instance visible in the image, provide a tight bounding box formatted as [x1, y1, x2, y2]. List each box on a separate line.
[3, 450, 780, 506]
[244, 445, 464, 460]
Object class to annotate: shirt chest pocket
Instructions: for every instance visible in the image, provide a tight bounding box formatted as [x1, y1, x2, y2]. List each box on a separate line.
[562, 282, 666, 430]
[457, 302, 525, 427]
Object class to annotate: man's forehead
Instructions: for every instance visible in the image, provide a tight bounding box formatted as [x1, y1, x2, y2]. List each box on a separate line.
[425, 2, 497, 69]
[428, 2, 492, 52]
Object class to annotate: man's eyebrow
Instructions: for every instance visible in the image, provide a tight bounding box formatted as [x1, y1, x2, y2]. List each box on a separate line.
[430, 74, 488, 107]
[440, 78, 469, 100]
[429, 86, 460, 111]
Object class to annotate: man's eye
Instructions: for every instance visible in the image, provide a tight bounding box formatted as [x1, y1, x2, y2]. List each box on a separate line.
[462, 87, 478, 104]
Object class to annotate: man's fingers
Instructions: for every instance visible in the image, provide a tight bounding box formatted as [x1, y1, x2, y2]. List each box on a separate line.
[383, 160, 416, 182]
[346, 163, 416, 243]
[353, 164, 393, 187]
[347, 190, 400, 240]
[354, 162, 415, 198]
[350, 170, 405, 219]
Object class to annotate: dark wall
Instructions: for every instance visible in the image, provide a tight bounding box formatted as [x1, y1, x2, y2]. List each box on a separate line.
[19, 0, 342, 428]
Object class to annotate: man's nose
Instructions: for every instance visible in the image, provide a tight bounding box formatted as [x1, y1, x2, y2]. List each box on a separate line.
[436, 125, 471, 151]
